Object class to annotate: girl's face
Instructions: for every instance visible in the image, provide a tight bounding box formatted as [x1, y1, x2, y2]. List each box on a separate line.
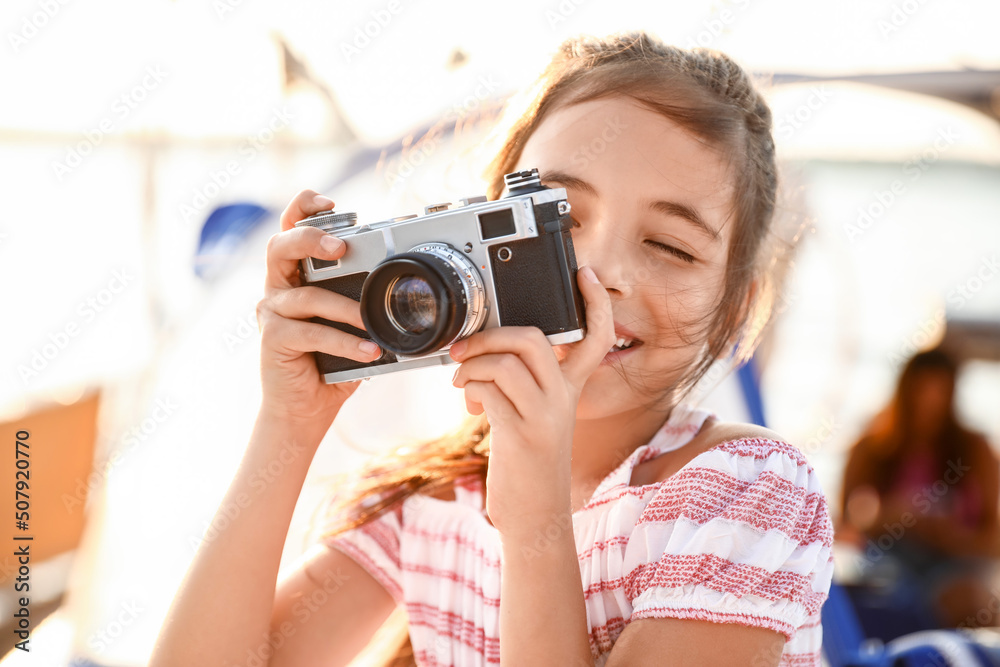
[515, 96, 738, 419]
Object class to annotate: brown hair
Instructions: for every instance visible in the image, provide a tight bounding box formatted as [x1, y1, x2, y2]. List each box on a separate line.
[322, 31, 779, 664]
[846, 348, 981, 500]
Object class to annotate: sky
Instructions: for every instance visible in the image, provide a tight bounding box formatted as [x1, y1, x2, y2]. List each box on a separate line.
[2, 0, 998, 143]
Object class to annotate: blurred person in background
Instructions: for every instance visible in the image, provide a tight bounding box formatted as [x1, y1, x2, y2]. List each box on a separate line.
[840, 347, 1000, 628]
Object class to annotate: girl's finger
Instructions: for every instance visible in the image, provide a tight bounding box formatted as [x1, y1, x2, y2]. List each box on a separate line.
[453, 353, 546, 420]
[258, 312, 381, 363]
[449, 326, 560, 394]
[266, 285, 366, 332]
[264, 226, 346, 293]
[560, 266, 616, 388]
[462, 380, 519, 425]
[279, 190, 335, 231]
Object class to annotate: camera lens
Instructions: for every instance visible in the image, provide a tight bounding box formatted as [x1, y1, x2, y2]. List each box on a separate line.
[361, 244, 486, 357]
[386, 276, 437, 335]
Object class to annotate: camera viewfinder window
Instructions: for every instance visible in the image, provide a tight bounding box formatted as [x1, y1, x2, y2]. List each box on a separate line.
[478, 209, 516, 240]
[310, 257, 340, 270]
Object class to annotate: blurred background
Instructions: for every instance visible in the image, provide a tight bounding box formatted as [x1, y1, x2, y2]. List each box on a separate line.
[1, 0, 998, 665]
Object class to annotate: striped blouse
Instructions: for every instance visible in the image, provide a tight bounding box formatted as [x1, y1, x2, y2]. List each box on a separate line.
[325, 403, 834, 666]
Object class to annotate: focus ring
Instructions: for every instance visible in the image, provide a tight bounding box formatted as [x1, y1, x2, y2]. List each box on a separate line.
[360, 252, 468, 356]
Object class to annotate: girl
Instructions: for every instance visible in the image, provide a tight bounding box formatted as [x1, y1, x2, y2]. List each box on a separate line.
[153, 32, 833, 667]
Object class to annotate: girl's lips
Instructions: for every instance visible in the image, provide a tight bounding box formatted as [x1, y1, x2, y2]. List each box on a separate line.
[612, 322, 641, 344]
[597, 321, 643, 365]
[600, 340, 642, 365]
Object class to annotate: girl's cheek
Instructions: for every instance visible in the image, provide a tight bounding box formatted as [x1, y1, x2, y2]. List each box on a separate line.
[649, 286, 716, 340]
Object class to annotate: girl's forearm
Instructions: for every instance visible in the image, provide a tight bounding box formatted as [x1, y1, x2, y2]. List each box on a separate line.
[499, 523, 594, 666]
[150, 409, 332, 667]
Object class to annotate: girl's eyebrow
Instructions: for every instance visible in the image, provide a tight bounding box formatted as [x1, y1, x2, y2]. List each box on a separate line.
[539, 169, 597, 196]
[540, 169, 721, 243]
[647, 200, 721, 243]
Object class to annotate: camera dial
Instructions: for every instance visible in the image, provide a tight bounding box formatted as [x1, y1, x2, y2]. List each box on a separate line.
[503, 168, 546, 196]
[294, 210, 358, 233]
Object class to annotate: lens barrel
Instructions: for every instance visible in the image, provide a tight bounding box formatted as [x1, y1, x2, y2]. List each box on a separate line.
[360, 245, 485, 356]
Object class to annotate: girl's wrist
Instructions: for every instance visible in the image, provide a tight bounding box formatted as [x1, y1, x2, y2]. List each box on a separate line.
[498, 505, 576, 556]
[253, 403, 336, 454]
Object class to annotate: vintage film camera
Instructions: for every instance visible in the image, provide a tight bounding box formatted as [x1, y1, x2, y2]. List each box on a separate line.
[295, 168, 586, 383]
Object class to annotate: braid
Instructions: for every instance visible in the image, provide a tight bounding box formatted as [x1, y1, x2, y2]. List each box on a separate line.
[557, 32, 772, 132]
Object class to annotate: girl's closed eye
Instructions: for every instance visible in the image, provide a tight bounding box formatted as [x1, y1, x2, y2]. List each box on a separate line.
[571, 213, 698, 263]
[645, 239, 697, 264]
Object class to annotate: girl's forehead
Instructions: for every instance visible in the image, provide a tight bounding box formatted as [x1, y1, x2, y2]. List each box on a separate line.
[518, 97, 737, 228]
[524, 97, 727, 169]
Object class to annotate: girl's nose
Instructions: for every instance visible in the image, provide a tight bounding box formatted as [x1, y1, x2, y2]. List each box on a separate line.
[573, 219, 632, 299]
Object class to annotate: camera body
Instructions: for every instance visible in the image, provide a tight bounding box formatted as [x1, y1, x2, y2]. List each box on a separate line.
[296, 168, 586, 383]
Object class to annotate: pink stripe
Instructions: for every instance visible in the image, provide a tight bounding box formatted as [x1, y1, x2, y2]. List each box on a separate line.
[626, 553, 822, 613]
[577, 484, 666, 513]
[630, 604, 796, 641]
[588, 615, 628, 654]
[779, 651, 823, 666]
[637, 468, 833, 547]
[407, 601, 500, 661]
[714, 438, 815, 469]
[412, 605, 631, 661]
[402, 562, 500, 606]
[403, 526, 502, 568]
[576, 534, 631, 562]
[578, 439, 824, 517]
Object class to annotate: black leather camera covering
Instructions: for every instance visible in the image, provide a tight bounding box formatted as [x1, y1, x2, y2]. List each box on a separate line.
[306, 271, 399, 375]
[487, 202, 585, 335]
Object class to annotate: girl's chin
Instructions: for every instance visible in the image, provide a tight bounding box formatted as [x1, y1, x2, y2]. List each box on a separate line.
[575, 366, 635, 418]
[576, 361, 683, 419]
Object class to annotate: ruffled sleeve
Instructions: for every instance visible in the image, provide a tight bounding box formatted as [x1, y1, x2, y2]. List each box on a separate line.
[323, 494, 404, 604]
[623, 438, 834, 641]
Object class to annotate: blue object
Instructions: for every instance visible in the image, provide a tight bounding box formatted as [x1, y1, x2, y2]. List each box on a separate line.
[822, 583, 874, 666]
[195, 203, 271, 280]
[735, 355, 767, 426]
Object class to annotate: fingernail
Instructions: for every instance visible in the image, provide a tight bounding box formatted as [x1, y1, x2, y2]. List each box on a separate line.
[359, 340, 379, 356]
[451, 368, 460, 384]
[450, 340, 467, 359]
[313, 194, 334, 208]
[581, 266, 600, 284]
[320, 235, 343, 254]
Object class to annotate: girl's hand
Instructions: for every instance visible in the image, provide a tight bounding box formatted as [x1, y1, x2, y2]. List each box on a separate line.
[450, 266, 615, 540]
[255, 190, 383, 430]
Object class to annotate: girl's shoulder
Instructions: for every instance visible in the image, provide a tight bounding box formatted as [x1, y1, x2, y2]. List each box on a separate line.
[628, 417, 835, 555]
[633, 416, 810, 488]
[694, 417, 787, 445]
